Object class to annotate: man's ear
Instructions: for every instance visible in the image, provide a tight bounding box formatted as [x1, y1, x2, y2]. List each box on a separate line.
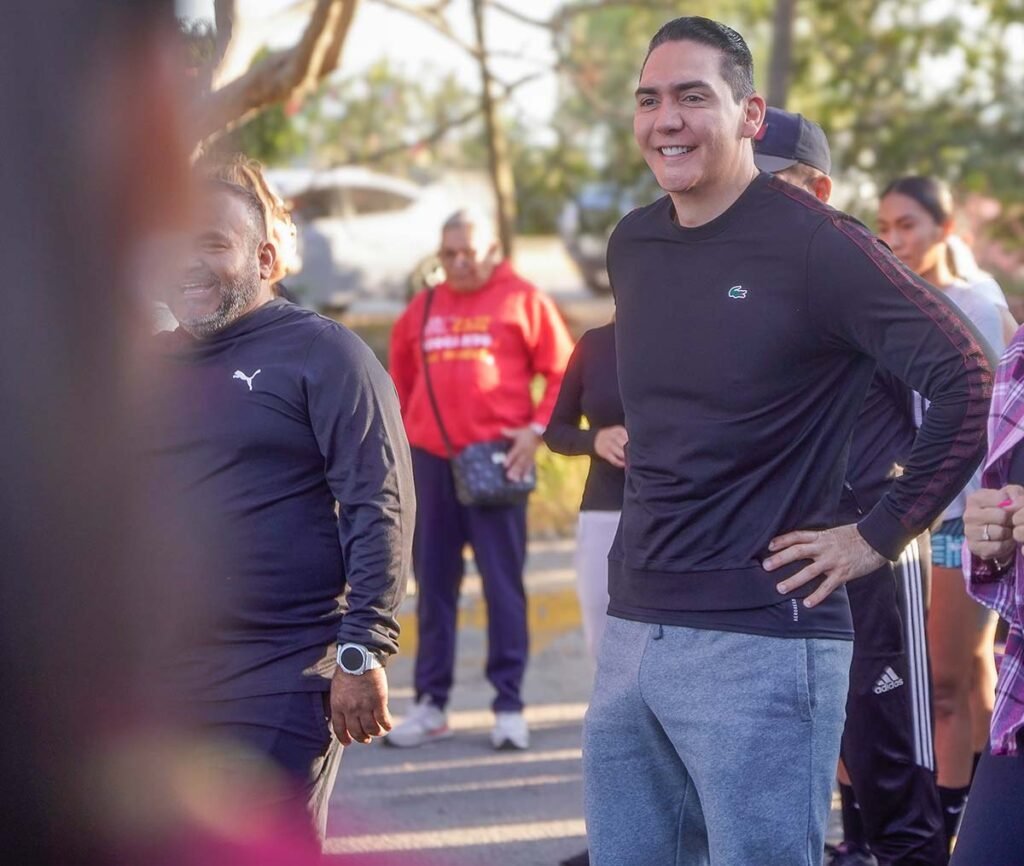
[812, 174, 833, 204]
[258, 240, 278, 281]
[741, 93, 767, 139]
[939, 219, 955, 241]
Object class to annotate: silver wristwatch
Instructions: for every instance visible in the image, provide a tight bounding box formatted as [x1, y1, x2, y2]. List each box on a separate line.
[336, 643, 384, 675]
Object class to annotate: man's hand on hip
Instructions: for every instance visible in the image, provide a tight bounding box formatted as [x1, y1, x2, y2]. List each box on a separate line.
[501, 426, 542, 482]
[329, 667, 392, 746]
[763, 524, 887, 608]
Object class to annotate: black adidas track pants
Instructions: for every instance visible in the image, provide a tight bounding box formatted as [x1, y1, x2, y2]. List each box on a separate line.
[841, 536, 948, 866]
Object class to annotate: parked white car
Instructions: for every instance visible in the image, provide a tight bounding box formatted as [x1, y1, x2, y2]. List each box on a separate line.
[268, 167, 488, 311]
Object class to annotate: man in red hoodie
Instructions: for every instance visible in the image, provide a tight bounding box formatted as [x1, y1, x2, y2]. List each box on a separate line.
[387, 209, 573, 750]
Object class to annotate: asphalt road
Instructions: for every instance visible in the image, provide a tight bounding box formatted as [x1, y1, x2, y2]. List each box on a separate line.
[325, 539, 594, 866]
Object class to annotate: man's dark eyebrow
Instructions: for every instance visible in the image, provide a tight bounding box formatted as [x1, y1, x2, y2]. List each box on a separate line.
[635, 79, 711, 99]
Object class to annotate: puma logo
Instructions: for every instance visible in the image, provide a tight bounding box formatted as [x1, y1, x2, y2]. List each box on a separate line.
[233, 369, 262, 391]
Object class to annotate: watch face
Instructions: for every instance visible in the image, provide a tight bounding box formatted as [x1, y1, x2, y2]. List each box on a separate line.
[340, 646, 364, 672]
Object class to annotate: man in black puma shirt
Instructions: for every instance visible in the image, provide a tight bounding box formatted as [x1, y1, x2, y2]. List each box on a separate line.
[154, 178, 415, 837]
[582, 18, 992, 865]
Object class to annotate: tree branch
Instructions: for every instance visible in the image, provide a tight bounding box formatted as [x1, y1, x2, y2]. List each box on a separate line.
[372, 0, 482, 59]
[550, 0, 679, 26]
[194, 0, 361, 146]
[212, 0, 237, 70]
[489, 1, 549, 28]
[491, 0, 679, 31]
[313, 0, 360, 79]
[351, 70, 539, 164]
[357, 104, 482, 163]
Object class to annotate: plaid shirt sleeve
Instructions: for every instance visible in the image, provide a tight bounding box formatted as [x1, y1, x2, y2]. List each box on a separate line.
[963, 332, 1024, 754]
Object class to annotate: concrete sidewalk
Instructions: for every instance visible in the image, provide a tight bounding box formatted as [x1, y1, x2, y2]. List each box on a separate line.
[325, 537, 844, 865]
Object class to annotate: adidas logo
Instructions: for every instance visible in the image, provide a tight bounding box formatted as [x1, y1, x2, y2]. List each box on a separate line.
[873, 666, 905, 694]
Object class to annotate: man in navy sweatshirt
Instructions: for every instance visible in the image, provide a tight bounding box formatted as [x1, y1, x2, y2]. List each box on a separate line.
[582, 17, 993, 866]
[153, 178, 415, 837]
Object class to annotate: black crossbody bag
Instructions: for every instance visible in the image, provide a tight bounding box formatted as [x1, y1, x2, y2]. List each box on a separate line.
[419, 289, 536, 507]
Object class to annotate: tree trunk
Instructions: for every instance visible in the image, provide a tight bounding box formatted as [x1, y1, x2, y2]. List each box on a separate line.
[470, 0, 517, 259]
[767, 0, 797, 109]
[194, 0, 361, 147]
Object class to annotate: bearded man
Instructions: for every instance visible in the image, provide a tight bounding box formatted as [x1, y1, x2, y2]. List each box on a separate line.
[153, 177, 415, 837]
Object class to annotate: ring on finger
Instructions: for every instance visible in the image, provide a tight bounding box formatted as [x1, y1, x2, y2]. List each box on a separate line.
[982, 524, 991, 542]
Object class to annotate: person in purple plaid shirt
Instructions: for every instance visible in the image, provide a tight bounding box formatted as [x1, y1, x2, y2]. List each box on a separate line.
[957, 327, 1024, 863]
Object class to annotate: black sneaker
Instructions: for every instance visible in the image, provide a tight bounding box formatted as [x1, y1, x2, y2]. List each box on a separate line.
[824, 843, 877, 866]
[559, 850, 589, 866]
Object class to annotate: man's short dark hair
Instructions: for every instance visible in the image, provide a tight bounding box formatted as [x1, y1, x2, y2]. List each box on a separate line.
[205, 179, 268, 245]
[644, 17, 755, 103]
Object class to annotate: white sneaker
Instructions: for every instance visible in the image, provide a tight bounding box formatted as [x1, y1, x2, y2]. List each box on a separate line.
[383, 697, 452, 748]
[491, 711, 529, 750]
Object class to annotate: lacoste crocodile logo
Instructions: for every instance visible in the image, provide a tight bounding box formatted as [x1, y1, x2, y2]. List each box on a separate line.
[233, 369, 262, 391]
[728, 285, 748, 299]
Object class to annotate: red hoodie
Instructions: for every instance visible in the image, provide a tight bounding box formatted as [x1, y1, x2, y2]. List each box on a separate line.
[390, 261, 573, 457]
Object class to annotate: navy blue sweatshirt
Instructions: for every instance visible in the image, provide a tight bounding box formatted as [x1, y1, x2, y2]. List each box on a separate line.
[150, 299, 415, 699]
[608, 174, 992, 624]
[544, 324, 625, 512]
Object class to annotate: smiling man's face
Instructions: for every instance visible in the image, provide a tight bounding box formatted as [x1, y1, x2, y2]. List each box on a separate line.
[169, 188, 273, 338]
[634, 39, 755, 202]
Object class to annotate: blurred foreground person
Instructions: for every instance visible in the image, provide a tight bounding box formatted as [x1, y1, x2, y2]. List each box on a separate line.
[0, 0, 200, 861]
[955, 331, 1024, 864]
[756, 109, 947, 866]
[0, 1, 232, 863]
[584, 17, 992, 865]
[387, 209, 572, 750]
[152, 175, 415, 838]
[0, 2, 406, 862]
[878, 176, 1006, 850]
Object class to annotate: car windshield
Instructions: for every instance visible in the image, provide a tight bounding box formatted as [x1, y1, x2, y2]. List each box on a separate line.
[293, 187, 346, 221]
[291, 184, 414, 221]
[349, 186, 413, 215]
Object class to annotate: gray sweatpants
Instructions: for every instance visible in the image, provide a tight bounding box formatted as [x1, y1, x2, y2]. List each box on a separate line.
[583, 616, 853, 865]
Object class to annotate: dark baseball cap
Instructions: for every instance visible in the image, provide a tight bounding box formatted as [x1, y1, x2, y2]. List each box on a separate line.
[753, 107, 831, 176]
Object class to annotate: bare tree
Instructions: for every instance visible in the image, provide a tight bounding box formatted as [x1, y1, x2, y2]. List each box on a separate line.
[470, 0, 517, 257]
[193, 0, 361, 146]
[373, 0, 677, 252]
[192, 0, 676, 245]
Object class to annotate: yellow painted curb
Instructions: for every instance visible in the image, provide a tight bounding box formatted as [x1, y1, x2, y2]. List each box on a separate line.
[395, 585, 582, 658]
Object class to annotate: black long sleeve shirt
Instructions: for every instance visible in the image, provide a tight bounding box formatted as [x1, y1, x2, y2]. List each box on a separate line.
[841, 370, 918, 520]
[608, 174, 992, 626]
[544, 323, 625, 511]
[151, 299, 415, 699]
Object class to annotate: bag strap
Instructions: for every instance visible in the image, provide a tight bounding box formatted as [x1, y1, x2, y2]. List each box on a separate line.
[419, 289, 456, 459]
